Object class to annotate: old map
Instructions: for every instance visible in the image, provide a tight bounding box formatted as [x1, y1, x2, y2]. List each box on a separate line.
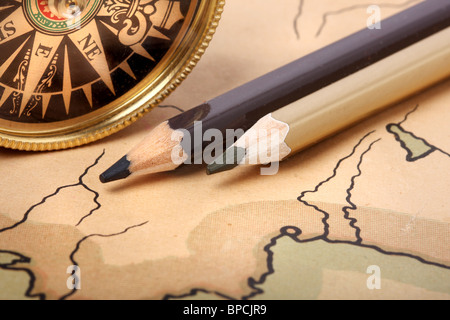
[1, 0, 449, 299]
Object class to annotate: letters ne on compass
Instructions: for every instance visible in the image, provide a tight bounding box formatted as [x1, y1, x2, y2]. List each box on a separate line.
[0, 0, 184, 120]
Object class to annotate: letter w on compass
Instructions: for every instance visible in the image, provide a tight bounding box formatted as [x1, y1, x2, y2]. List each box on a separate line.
[105, 0, 156, 46]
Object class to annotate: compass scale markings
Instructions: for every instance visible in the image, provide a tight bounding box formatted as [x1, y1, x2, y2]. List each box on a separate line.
[0, 36, 29, 78]
[129, 42, 155, 62]
[0, 87, 13, 110]
[68, 20, 116, 96]
[0, 8, 33, 47]
[82, 84, 93, 108]
[41, 93, 51, 118]
[19, 33, 63, 117]
[0, 5, 15, 12]
[63, 45, 72, 114]
[0, 37, 29, 109]
[119, 61, 137, 80]
[98, 20, 155, 62]
[147, 26, 170, 41]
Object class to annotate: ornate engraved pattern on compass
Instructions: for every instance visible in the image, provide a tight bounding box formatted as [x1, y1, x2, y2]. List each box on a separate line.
[0, 0, 191, 124]
[105, 0, 157, 46]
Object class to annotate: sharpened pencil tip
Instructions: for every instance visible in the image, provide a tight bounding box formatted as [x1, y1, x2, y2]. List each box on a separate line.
[206, 146, 246, 175]
[99, 155, 132, 183]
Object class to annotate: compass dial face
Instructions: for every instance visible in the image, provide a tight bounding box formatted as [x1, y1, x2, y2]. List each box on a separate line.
[0, 0, 223, 150]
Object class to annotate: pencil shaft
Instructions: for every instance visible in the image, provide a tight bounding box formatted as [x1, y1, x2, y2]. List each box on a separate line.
[209, 25, 450, 173]
[169, 0, 450, 156]
[280, 26, 450, 155]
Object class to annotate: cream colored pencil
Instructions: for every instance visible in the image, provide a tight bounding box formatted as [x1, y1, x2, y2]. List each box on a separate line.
[207, 26, 450, 174]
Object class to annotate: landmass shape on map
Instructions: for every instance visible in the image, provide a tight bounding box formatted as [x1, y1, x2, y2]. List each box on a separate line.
[168, 115, 450, 300]
[386, 105, 450, 161]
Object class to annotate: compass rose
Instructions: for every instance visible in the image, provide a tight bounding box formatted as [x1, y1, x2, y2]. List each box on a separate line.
[0, 0, 187, 122]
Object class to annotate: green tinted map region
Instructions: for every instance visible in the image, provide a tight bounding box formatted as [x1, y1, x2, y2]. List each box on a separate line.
[386, 124, 435, 161]
[170, 104, 450, 301]
[386, 105, 450, 162]
[0, 252, 38, 300]
[250, 234, 450, 300]
[172, 228, 450, 300]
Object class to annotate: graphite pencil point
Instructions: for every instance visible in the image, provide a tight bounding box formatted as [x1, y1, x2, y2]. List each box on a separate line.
[99, 156, 132, 183]
[206, 146, 246, 175]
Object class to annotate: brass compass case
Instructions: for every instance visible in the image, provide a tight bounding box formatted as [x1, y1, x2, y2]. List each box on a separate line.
[0, 0, 224, 150]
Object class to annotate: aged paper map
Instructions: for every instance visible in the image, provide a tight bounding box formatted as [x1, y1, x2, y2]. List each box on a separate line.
[1, 0, 449, 299]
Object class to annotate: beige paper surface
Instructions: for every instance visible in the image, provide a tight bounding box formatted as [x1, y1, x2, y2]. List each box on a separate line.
[1, 0, 450, 300]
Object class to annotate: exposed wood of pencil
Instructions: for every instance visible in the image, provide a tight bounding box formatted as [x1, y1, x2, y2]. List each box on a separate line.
[207, 26, 450, 173]
[99, 121, 187, 183]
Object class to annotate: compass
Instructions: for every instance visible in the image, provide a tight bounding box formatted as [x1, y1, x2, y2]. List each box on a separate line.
[0, 0, 224, 150]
